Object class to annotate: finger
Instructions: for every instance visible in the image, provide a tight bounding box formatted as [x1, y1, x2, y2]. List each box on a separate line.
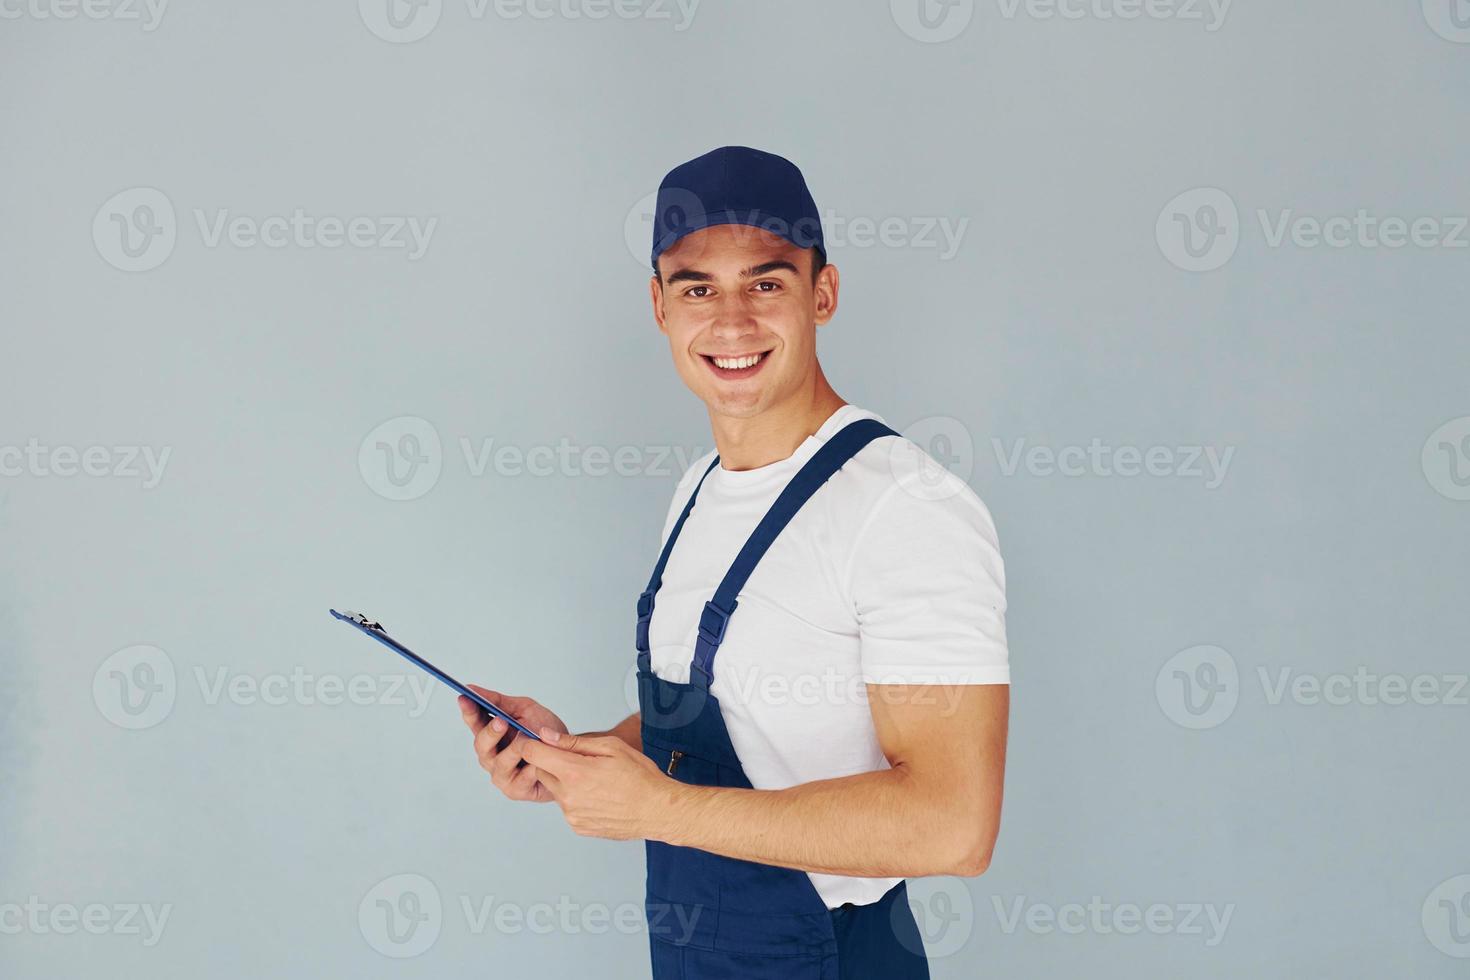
[491, 733, 529, 783]
[541, 730, 620, 757]
[531, 763, 563, 796]
[466, 684, 508, 708]
[505, 761, 544, 798]
[458, 695, 488, 734]
[474, 720, 506, 763]
[518, 737, 577, 776]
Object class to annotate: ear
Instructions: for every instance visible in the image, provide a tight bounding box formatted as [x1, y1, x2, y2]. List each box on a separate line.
[649, 274, 668, 335]
[813, 262, 839, 326]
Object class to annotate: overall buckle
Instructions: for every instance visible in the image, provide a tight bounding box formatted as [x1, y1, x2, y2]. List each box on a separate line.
[635, 590, 656, 652]
[697, 600, 736, 647]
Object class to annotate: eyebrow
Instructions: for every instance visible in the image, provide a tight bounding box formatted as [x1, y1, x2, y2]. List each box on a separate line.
[664, 259, 801, 285]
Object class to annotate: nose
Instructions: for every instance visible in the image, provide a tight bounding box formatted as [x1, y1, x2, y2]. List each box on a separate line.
[709, 291, 758, 341]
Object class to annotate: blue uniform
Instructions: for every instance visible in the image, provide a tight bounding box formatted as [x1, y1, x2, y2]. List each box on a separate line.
[633, 418, 931, 980]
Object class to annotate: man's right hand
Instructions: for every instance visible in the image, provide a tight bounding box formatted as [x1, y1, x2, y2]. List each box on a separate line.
[459, 685, 569, 804]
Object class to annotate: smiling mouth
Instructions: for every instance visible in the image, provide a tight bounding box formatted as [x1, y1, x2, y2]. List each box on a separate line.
[701, 350, 772, 380]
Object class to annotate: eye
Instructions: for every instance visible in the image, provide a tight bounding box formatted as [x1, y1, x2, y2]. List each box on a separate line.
[753, 280, 781, 293]
[684, 285, 712, 298]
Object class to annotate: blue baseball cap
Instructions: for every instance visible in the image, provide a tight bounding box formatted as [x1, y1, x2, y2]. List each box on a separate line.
[650, 146, 825, 271]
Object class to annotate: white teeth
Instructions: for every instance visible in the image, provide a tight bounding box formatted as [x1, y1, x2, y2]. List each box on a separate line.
[712, 353, 764, 370]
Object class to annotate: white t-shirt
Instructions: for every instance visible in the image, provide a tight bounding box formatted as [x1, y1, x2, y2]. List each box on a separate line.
[646, 405, 1009, 909]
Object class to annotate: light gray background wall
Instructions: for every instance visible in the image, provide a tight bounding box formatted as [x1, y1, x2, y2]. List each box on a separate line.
[3, 1, 1468, 977]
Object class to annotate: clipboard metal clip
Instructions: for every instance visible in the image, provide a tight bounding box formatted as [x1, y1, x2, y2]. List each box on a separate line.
[338, 610, 384, 632]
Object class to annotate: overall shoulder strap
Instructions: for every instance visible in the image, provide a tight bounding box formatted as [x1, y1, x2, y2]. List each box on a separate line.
[636, 456, 721, 663]
[690, 417, 897, 686]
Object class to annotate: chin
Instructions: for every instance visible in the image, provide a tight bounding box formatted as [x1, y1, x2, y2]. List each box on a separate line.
[702, 388, 767, 419]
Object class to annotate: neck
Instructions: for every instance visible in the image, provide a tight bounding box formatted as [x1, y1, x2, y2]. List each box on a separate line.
[708, 364, 847, 471]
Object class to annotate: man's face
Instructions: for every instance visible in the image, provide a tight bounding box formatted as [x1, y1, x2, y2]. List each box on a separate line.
[651, 225, 838, 420]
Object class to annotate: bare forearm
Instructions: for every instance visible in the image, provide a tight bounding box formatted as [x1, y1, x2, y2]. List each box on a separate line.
[649, 764, 996, 879]
[580, 712, 641, 751]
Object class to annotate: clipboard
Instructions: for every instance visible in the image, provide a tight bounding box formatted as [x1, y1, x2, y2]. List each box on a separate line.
[329, 609, 542, 741]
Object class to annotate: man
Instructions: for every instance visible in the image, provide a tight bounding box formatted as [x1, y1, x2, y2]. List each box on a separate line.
[460, 146, 1009, 979]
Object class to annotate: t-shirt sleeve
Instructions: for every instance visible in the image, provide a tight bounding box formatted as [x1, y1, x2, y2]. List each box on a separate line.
[846, 479, 1010, 685]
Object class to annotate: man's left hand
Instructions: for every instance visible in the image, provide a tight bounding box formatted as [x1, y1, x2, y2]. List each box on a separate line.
[521, 730, 677, 841]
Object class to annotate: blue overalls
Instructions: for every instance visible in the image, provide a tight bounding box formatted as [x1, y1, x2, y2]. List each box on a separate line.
[633, 418, 932, 980]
